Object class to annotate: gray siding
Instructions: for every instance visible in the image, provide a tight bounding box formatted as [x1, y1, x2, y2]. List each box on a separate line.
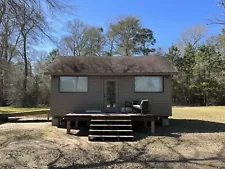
[118, 76, 172, 116]
[50, 75, 172, 117]
[51, 76, 104, 116]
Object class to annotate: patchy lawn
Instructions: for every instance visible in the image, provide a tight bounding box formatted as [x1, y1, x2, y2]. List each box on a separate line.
[0, 106, 225, 168]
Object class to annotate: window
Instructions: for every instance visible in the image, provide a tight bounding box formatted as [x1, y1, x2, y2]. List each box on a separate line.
[135, 76, 163, 92]
[59, 76, 88, 92]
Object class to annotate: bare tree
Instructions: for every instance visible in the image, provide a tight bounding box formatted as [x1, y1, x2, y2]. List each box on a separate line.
[182, 25, 207, 47]
[0, 0, 75, 106]
[15, 1, 48, 106]
[176, 25, 208, 53]
[60, 20, 89, 56]
[59, 20, 105, 56]
[0, 0, 7, 25]
[105, 31, 117, 56]
[0, 0, 21, 105]
[210, 0, 225, 25]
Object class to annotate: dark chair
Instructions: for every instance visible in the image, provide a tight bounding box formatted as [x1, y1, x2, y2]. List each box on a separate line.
[132, 100, 149, 114]
[132, 100, 141, 105]
[124, 101, 133, 113]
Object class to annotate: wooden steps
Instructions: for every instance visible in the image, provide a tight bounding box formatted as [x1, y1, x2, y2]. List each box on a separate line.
[90, 124, 132, 127]
[89, 129, 133, 132]
[88, 116, 134, 141]
[91, 119, 131, 122]
[89, 135, 134, 138]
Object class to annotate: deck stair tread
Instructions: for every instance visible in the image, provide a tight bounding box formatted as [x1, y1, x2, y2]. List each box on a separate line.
[89, 135, 134, 138]
[88, 115, 134, 141]
[89, 129, 133, 132]
[91, 119, 131, 122]
[90, 124, 132, 127]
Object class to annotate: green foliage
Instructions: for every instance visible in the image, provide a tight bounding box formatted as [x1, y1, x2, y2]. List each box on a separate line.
[46, 49, 59, 64]
[167, 42, 225, 106]
[133, 28, 156, 55]
[109, 16, 141, 56]
[108, 16, 156, 56]
[166, 45, 180, 63]
[83, 27, 105, 56]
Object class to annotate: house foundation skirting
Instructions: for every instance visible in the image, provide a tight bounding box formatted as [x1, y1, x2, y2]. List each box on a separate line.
[160, 117, 169, 126]
[52, 117, 59, 126]
[60, 113, 169, 136]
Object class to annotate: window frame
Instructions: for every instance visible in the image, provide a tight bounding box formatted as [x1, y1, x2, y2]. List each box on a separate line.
[134, 76, 164, 93]
[58, 76, 89, 93]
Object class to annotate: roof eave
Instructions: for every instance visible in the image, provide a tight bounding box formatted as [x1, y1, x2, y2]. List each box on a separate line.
[44, 72, 178, 76]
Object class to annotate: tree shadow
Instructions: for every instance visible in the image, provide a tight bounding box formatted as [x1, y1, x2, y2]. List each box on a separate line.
[0, 121, 7, 125]
[8, 118, 50, 123]
[0, 114, 9, 124]
[62, 119, 225, 142]
[3, 118, 218, 169]
[47, 139, 225, 169]
[0, 118, 50, 125]
[135, 118, 225, 141]
[159, 119, 225, 134]
[70, 127, 89, 137]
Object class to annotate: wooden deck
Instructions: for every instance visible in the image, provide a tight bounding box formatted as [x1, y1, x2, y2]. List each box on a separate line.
[64, 113, 158, 121]
[65, 113, 158, 139]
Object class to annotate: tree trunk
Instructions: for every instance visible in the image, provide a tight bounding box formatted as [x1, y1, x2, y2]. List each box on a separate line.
[203, 92, 207, 106]
[23, 35, 28, 107]
[0, 18, 9, 106]
[0, 69, 3, 106]
[3, 23, 9, 106]
[73, 41, 76, 56]
[125, 45, 129, 56]
[203, 69, 207, 106]
[186, 74, 190, 105]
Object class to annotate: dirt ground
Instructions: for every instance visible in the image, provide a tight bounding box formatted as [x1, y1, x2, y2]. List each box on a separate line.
[0, 108, 225, 169]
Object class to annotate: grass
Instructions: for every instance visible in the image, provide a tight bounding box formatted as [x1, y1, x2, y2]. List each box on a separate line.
[172, 106, 225, 122]
[0, 107, 49, 114]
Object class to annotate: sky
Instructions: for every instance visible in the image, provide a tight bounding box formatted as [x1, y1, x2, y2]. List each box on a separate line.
[37, 0, 224, 53]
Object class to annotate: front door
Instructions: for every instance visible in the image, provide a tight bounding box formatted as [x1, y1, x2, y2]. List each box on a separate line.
[104, 79, 118, 113]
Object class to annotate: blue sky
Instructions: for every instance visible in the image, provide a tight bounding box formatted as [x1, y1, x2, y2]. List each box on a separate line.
[38, 0, 224, 53]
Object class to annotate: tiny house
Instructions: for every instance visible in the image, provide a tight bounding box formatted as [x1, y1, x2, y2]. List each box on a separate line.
[46, 56, 177, 127]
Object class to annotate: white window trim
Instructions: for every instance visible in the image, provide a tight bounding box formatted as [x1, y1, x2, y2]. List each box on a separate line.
[134, 76, 164, 93]
[59, 76, 88, 93]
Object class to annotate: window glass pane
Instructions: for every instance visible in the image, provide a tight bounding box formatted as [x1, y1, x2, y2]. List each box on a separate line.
[106, 81, 116, 108]
[135, 76, 163, 92]
[60, 77, 88, 92]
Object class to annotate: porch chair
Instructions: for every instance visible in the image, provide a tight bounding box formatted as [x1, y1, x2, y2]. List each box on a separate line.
[123, 100, 141, 113]
[132, 100, 149, 114]
[124, 101, 134, 113]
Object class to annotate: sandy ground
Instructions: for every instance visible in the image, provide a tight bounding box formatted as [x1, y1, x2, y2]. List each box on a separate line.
[0, 114, 225, 168]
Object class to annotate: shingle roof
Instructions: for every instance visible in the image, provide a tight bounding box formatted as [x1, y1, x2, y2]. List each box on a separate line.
[46, 56, 178, 75]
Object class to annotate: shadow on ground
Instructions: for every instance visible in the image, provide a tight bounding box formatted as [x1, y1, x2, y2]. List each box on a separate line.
[66, 119, 225, 142]
[0, 118, 50, 124]
[1, 117, 225, 169]
[72, 127, 89, 136]
[47, 119, 225, 169]
[135, 119, 225, 141]
[47, 129, 225, 169]
[9, 118, 50, 123]
[159, 119, 225, 133]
